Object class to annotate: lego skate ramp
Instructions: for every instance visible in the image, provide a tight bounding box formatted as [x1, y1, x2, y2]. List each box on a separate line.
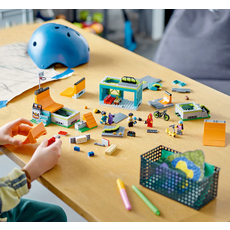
[203, 120, 226, 147]
[35, 87, 63, 113]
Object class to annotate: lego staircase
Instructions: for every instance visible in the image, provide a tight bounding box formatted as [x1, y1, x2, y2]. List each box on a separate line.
[31, 110, 51, 126]
[38, 110, 51, 126]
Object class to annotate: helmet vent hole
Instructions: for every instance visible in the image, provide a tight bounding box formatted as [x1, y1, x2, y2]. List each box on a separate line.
[55, 27, 60, 29]
[33, 41, 37, 46]
[67, 32, 71, 37]
[76, 32, 80, 36]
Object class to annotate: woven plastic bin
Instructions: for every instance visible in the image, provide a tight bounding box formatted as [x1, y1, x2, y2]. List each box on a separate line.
[140, 145, 220, 210]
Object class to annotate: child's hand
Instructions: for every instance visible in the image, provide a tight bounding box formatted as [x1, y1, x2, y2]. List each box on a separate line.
[23, 138, 62, 181]
[0, 118, 33, 146]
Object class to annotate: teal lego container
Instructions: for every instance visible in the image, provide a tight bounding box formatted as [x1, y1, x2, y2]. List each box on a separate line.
[140, 145, 220, 210]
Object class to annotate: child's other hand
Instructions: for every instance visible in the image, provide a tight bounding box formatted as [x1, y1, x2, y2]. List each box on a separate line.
[0, 118, 33, 146]
[23, 138, 62, 181]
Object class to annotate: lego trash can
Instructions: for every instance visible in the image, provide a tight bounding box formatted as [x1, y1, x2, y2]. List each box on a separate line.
[140, 145, 220, 210]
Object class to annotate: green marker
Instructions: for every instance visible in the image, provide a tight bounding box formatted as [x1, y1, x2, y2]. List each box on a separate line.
[132, 185, 160, 216]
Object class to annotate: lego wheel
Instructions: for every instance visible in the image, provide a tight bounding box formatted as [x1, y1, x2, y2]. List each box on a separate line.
[164, 114, 170, 121]
[154, 111, 160, 118]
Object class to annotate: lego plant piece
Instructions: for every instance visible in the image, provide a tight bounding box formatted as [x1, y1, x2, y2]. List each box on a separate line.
[105, 144, 117, 155]
[175, 102, 211, 121]
[153, 110, 170, 121]
[148, 91, 174, 110]
[203, 120, 226, 147]
[22, 122, 47, 144]
[60, 77, 85, 99]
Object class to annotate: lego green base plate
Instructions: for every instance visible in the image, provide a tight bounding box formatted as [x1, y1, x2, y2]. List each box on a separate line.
[77, 126, 98, 133]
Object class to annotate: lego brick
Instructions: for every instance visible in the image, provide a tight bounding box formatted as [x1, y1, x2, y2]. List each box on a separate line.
[74, 146, 80, 151]
[88, 151, 94, 157]
[105, 144, 117, 155]
[94, 142, 105, 147]
[102, 138, 110, 146]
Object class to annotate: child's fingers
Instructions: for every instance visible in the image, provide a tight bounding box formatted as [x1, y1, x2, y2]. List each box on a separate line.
[39, 138, 48, 147]
[10, 118, 33, 128]
[17, 124, 33, 136]
[6, 137, 22, 146]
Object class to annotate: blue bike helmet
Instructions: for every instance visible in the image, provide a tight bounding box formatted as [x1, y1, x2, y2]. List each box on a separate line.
[28, 23, 90, 69]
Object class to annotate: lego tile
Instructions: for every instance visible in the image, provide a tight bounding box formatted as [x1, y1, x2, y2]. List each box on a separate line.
[172, 88, 191, 93]
[102, 125, 125, 138]
[113, 113, 128, 123]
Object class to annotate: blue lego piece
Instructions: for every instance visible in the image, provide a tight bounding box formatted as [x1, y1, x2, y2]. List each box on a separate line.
[88, 151, 94, 157]
[148, 82, 162, 91]
[74, 146, 80, 151]
[172, 80, 186, 87]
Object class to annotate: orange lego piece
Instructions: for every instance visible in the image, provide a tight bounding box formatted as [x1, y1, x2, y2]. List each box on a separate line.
[35, 87, 63, 113]
[22, 122, 47, 144]
[83, 112, 98, 129]
[159, 91, 172, 105]
[60, 78, 85, 98]
[203, 120, 226, 147]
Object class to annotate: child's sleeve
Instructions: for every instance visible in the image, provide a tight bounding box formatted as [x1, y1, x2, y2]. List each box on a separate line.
[0, 168, 29, 214]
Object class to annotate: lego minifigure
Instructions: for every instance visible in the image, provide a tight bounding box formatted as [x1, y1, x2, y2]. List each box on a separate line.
[146, 113, 153, 127]
[177, 120, 184, 135]
[100, 111, 108, 124]
[127, 113, 137, 127]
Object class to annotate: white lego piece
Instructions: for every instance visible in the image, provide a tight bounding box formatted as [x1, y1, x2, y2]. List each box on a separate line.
[105, 144, 117, 155]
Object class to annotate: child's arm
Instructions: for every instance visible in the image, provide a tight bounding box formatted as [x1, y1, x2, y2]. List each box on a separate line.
[0, 168, 30, 215]
[0, 118, 62, 215]
[23, 138, 62, 181]
[0, 118, 33, 146]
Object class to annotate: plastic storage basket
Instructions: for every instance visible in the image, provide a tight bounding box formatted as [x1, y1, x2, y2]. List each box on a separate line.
[140, 145, 220, 210]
